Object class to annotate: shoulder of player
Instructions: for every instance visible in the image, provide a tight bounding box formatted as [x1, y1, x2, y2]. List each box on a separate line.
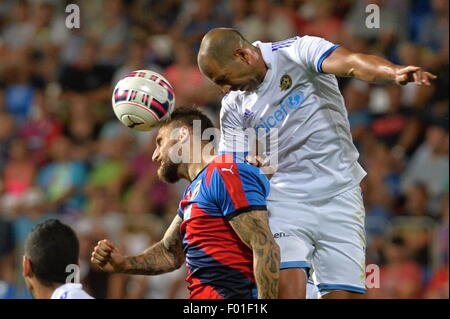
[221, 90, 245, 108]
[209, 155, 259, 176]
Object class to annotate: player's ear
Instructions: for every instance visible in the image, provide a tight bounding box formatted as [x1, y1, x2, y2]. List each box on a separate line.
[234, 48, 251, 64]
[179, 126, 190, 144]
[23, 255, 32, 278]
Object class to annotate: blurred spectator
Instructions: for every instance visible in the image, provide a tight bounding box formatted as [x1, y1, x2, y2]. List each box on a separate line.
[19, 102, 62, 167]
[87, 0, 129, 66]
[403, 183, 431, 217]
[1, 58, 45, 125]
[175, 0, 223, 50]
[1, 138, 35, 213]
[401, 121, 449, 216]
[367, 237, 423, 298]
[86, 136, 131, 198]
[164, 42, 213, 108]
[424, 265, 449, 298]
[226, 0, 252, 31]
[343, 0, 406, 55]
[11, 188, 55, 249]
[238, 0, 296, 43]
[371, 84, 422, 156]
[36, 136, 87, 216]
[418, 0, 449, 71]
[64, 115, 98, 163]
[0, 112, 16, 171]
[298, 0, 342, 43]
[0, 218, 15, 299]
[59, 38, 115, 103]
[112, 40, 163, 87]
[0, 0, 33, 54]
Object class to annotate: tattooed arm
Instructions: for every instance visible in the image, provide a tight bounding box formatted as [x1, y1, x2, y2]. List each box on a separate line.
[91, 215, 185, 275]
[229, 210, 280, 299]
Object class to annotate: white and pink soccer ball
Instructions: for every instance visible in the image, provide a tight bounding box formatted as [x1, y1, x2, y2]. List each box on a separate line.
[112, 70, 175, 131]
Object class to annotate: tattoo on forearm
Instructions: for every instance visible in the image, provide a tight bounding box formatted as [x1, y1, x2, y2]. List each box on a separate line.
[123, 216, 185, 275]
[230, 211, 280, 299]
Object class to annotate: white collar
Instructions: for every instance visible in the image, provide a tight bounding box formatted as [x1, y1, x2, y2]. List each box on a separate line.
[50, 283, 83, 299]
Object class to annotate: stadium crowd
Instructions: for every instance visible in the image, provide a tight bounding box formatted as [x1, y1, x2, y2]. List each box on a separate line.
[0, 0, 448, 299]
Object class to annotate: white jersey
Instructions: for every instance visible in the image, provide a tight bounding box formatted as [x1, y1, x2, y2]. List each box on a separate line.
[51, 283, 94, 299]
[219, 36, 366, 201]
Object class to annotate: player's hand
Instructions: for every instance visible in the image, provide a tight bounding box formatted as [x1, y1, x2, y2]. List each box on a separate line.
[245, 155, 276, 179]
[395, 66, 437, 86]
[91, 239, 126, 273]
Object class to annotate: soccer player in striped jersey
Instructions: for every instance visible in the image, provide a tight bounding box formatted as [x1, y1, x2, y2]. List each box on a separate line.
[91, 107, 280, 299]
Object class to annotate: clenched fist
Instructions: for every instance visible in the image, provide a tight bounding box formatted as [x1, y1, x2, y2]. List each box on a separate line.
[91, 239, 127, 273]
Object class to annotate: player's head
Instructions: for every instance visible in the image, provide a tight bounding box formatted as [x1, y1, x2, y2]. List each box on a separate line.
[152, 106, 216, 183]
[23, 219, 80, 298]
[198, 28, 267, 94]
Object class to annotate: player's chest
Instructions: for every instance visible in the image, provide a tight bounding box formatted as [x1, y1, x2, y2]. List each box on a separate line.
[241, 87, 307, 132]
[242, 66, 311, 128]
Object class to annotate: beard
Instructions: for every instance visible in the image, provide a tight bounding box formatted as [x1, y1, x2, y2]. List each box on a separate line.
[157, 159, 180, 184]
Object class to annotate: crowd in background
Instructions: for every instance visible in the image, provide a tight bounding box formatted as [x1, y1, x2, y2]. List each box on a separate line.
[0, 0, 448, 299]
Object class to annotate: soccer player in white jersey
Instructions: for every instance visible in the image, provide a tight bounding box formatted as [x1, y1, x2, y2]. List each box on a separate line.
[197, 28, 436, 299]
[23, 219, 93, 299]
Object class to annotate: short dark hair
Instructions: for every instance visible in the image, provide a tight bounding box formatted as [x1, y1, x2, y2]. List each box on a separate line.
[162, 106, 216, 142]
[24, 219, 79, 286]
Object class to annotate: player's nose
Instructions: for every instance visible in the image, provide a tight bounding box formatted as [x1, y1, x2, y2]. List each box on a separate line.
[152, 148, 160, 162]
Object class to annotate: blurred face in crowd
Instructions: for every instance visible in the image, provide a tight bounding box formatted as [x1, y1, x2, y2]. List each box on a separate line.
[0, 113, 15, 140]
[405, 184, 429, 216]
[10, 138, 28, 161]
[385, 240, 408, 264]
[34, 3, 53, 28]
[50, 137, 71, 162]
[426, 126, 449, 154]
[12, 0, 29, 23]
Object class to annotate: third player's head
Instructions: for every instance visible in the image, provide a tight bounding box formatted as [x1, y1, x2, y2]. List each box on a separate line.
[197, 28, 267, 94]
[23, 219, 80, 298]
[152, 106, 216, 183]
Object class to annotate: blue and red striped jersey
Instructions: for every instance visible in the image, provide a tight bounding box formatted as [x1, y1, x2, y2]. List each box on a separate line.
[178, 154, 270, 299]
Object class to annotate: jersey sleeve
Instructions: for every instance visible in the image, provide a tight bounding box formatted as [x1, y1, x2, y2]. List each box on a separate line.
[218, 96, 249, 161]
[178, 186, 190, 219]
[208, 163, 270, 220]
[292, 35, 340, 74]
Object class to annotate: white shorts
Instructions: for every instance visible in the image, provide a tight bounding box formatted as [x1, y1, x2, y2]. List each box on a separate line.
[268, 186, 367, 296]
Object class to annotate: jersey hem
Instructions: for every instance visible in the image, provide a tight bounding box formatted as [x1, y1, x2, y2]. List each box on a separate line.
[225, 205, 267, 220]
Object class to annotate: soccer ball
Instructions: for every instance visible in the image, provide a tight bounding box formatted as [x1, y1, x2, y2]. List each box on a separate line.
[112, 70, 175, 131]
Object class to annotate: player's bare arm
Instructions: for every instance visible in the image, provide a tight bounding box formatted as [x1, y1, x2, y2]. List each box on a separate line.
[322, 46, 437, 85]
[229, 210, 280, 299]
[91, 215, 184, 275]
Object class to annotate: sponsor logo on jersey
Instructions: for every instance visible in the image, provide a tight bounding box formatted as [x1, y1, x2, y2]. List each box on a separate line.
[273, 232, 291, 238]
[280, 74, 292, 91]
[220, 165, 234, 174]
[256, 90, 305, 132]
